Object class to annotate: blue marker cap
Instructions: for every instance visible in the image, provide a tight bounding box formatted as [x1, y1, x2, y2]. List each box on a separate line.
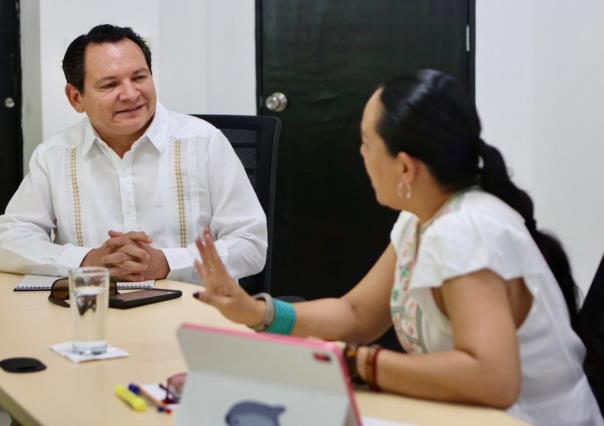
[128, 383, 142, 394]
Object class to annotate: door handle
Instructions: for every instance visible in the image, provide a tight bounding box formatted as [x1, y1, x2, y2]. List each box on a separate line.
[265, 92, 288, 112]
[4, 97, 15, 109]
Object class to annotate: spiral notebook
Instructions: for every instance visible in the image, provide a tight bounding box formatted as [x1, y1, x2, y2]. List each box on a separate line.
[14, 275, 155, 291]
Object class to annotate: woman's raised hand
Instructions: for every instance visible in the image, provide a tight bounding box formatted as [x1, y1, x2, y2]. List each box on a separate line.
[193, 226, 265, 326]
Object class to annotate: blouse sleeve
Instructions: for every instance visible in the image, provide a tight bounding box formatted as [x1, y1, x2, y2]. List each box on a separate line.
[389, 211, 419, 258]
[410, 210, 544, 289]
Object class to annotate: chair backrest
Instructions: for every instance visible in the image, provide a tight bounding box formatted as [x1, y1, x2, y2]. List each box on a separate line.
[579, 253, 604, 412]
[192, 114, 281, 295]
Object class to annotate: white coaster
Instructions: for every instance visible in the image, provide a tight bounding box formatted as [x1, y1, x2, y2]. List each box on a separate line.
[50, 341, 129, 364]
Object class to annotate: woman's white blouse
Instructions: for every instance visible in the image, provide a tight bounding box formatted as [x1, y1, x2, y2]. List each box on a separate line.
[390, 190, 601, 425]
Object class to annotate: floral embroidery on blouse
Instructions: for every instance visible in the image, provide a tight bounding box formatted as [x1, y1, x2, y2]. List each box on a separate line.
[390, 222, 427, 354]
[390, 192, 466, 354]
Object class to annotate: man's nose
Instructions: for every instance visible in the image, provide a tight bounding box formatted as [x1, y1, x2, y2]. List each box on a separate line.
[119, 80, 138, 101]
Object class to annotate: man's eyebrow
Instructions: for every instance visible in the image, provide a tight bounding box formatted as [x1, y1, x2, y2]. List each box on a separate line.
[95, 68, 150, 84]
[95, 76, 117, 85]
[132, 68, 150, 75]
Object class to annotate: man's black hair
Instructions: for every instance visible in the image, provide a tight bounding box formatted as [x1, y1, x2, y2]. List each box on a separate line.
[62, 24, 152, 93]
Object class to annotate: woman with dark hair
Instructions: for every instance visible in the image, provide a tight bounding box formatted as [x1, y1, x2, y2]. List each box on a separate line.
[193, 70, 601, 425]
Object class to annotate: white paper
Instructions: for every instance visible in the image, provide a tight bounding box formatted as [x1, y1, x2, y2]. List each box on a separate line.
[116, 280, 155, 290]
[14, 274, 155, 291]
[141, 384, 179, 410]
[362, 417, 415, 426]
[50, 341, 129, 364]
[15, 274, 57, 290]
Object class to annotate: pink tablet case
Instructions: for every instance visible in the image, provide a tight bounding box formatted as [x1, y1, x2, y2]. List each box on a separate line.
[177, 323, 362, 426]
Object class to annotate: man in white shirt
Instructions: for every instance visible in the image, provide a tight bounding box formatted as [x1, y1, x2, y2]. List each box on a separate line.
[0, 24, 267, 284]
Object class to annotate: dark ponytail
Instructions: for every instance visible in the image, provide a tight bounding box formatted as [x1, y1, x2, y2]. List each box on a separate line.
[377, 70, 579, 328]
[478, 141, 579, 327]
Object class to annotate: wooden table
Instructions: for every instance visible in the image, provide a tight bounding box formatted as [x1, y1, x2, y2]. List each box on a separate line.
[0, 272, 524, 425]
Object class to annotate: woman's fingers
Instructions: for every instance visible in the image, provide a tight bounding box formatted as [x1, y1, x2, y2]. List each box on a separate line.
[202, 227, 226, 273]
[194, 228, 238, 298]
[196, 236, 212, 269]
[195, 255, 230, 296]
[194, 258, 209, 285]
[196, 231, 227, 278]
[194, 286, 232, 310]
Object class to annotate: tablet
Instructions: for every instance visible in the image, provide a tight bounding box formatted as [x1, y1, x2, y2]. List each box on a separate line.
[109, 289, 182, 309]
[176, 323, 362, 426]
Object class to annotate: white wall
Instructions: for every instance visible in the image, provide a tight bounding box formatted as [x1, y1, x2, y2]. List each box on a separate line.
[20, 0, 42, 171]
[158, 0, 256, 115]
[21, 1, 604, 295]
[476, 0, 604, 296]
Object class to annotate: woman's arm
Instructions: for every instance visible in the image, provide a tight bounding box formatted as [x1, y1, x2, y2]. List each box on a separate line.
[194, 227, 395, 343]
[290, 244, 396, 342]
[357, 269, 522, 409]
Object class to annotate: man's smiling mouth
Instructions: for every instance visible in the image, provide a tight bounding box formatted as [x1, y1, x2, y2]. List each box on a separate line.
[116, 104, 144, 114]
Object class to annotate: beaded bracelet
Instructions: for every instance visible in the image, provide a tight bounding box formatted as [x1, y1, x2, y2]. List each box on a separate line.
[343, 343, 366, 385]
[365, 345, 383, 391]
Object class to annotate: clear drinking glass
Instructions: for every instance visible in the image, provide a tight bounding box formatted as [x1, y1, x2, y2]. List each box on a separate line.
[68, 267, 110, 355]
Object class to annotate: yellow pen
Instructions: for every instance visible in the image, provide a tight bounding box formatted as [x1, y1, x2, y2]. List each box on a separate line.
[115, 384, 147, 412]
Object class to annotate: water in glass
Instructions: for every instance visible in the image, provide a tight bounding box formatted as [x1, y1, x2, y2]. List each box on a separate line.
[69, 267, 109, 355]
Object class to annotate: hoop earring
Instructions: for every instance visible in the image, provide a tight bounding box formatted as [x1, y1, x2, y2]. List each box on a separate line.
[405, 183, 412, 200]
[397, 181, 412, 200]
[397, 180, 405, 199]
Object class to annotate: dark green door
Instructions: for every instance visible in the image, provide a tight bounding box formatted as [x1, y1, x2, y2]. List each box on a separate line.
[258, 0, 473, 300]
[0, 0, 22, 213]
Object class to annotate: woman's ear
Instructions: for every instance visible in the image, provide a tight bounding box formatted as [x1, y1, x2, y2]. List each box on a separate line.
[397, 152, 418, 184]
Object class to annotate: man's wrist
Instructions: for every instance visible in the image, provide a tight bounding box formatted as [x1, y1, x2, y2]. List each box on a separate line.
[147, 247, 170, 279]
[81, 248, 102, 266]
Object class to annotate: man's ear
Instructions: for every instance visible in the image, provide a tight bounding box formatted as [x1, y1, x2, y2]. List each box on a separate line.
[65, 84, 85, 113]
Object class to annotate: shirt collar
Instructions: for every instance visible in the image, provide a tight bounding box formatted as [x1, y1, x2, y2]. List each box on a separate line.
[82, 120, 97, 157]
[81, 101, 169, 157]
[144, 102, 169, 153]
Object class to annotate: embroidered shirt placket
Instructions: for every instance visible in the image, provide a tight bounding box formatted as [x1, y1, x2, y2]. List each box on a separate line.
[174, 139, 188, 248]
[70, 148, 84, 246]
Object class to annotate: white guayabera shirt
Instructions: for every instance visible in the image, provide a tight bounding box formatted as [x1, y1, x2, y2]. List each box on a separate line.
[0, 102, 267, 284]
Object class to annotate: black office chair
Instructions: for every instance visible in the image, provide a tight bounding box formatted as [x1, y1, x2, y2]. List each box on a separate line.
[579, 252, 604, 412]
[191, 114, 281, 295]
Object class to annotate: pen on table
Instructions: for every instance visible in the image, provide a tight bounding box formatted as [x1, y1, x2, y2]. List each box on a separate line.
[115, 384, 147, 412]
[129, 383, 172, 414]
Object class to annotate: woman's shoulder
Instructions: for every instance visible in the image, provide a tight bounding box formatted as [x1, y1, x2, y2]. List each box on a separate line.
[411, 190, 542, 288]
[390, 210, 419, 253]
[428, 190, 528, 239]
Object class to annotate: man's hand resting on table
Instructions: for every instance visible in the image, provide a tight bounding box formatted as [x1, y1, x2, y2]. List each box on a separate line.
[81, 230, 170, 281]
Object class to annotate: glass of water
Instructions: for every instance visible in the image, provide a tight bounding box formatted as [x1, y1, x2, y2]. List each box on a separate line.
[68, 267, 110, 355]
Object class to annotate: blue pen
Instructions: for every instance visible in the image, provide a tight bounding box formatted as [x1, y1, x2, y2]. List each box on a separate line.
[129, 383, 170, 413]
